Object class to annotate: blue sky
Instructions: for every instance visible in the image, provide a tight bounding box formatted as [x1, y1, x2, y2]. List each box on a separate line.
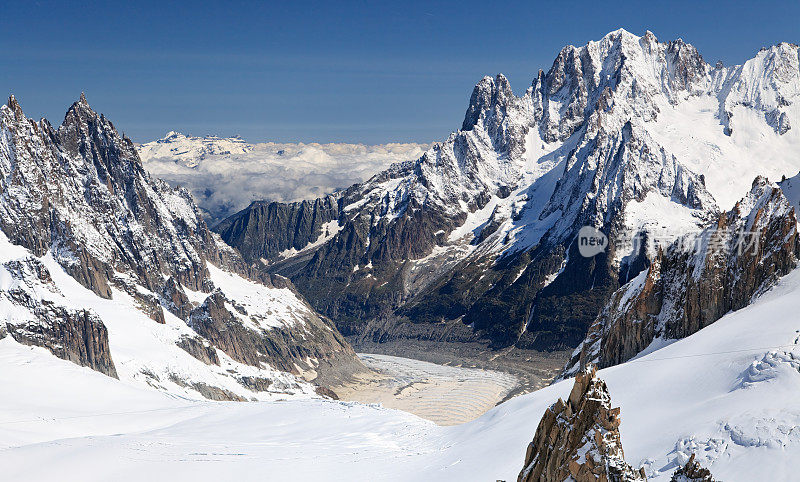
[1, 0, 798, 144]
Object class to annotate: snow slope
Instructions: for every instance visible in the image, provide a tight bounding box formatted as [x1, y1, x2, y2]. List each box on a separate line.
[137, 132, 429, 223]
[4, 265, 800, 480]
[0, 230, 315, 401]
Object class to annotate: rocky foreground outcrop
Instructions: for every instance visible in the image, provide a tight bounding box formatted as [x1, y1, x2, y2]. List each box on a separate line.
[517, 366, 646, 482]
[670, 454, 716, 482]
[564, 177, 799, 376]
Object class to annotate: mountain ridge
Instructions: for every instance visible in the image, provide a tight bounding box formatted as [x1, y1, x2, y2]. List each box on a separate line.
[214, 29, 800, 356]
[0, 94, 362, 400]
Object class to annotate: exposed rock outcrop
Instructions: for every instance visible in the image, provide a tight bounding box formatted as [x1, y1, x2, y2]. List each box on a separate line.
[161, 277, 193, 321]
[565, 177, 799, 376]
[188, 288, 360, 382]
[518, 366, 646, 482]
[0, 256, 118, 378]
[670, 454, 716, 482]
[176, 335, 220, 366]
[6, 301, 117, 378]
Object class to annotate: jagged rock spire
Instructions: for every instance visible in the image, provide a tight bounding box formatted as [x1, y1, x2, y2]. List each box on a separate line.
[517, 365, 646, 482]
[0, 94, 362, 394]
[462, 73, 513, 131]
[670, 454, 716, 482]
[6, 93, 24, 117]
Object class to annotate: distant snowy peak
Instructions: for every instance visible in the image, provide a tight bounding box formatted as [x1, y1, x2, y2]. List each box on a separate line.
[529, 29, 708, 142]
[720, 42, 799, 136]
[520, 28, 798, 145]
[139, 131, 254, 167]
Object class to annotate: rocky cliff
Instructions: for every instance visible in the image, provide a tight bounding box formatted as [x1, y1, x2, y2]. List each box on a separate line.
[564, 177, 799, 376]
[0, 95, 362, 400]
[517, 365, 646, 482]
[215, 30, 800, 354]
[215, 195, 340, 262]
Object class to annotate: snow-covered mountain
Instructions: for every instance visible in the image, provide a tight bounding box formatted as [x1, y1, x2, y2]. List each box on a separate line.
[216, 29, 800, 353]
[137, 132, 428, 224]
[0, 95, 361, 401]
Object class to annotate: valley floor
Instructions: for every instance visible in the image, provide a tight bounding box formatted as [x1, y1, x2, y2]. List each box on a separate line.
[349, 338, 571, 400]
[333, 354, 519, 425]
[5, 268, 800, 480]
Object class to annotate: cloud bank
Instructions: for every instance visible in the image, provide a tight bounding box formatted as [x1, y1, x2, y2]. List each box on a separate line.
[138, 132, 429, 225]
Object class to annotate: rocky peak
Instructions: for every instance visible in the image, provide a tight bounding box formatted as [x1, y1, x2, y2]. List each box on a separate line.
[62, 92, 102, 130]
[462, 74, 514, 131]
[532, 28, 713, 144]
[6, 94, 24, 118]
[518, 365, 646, 482]
[215, 30, 800, 357]
[0, 95, 362, 397]
[664, 38, 708, 93]
[719, 41, 799, 135]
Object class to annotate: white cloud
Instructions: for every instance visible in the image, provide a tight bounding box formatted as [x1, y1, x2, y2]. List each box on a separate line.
[138, 132, 429, 224]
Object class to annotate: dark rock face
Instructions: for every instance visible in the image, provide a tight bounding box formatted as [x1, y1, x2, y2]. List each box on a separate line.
[1, 256, 118, 378]
[6, 291, 117, 378]
[517, 366, 646, 482]
[565, 178, 799, 375]
[670, 454, 716, 482]
[215, 195, 340, 262]
[176, 335, 220, 366]
[237, 376, 273, 392]
[275, 194, 466, 333]
[191, 383, 247, 402]
[314, 386, 340, 400]
[167, 374, 247, 402]
[188, 289, 360, 383]
[161, 277, 193, 321]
